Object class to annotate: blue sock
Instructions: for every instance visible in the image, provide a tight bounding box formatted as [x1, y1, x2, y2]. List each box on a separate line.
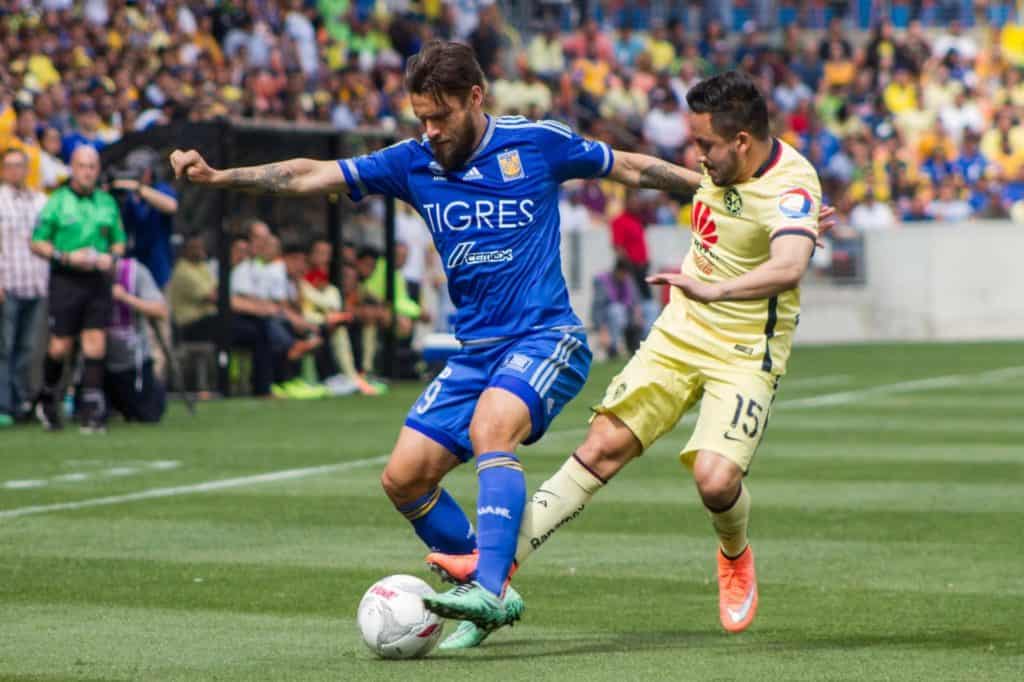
[475, 451, 526, 597]
[397, 487, 476, 554]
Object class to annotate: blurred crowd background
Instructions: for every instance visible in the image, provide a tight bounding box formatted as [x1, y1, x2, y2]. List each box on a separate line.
[3, 0, 1024, 418]
[5, 1, 1024, 227]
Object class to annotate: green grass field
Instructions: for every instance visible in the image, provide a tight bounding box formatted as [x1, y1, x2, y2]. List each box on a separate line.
[2, 341, 1022, 681]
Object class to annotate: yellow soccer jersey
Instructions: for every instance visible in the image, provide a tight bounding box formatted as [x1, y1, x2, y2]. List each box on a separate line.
[658, 138, 822, 375]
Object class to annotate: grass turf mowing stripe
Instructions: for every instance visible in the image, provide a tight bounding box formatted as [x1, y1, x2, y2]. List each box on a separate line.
[2, 363, 1021, 521]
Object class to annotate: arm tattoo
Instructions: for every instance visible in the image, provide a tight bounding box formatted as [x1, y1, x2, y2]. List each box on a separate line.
[224, 163, 298, 194]
[638, 162, 687, 193]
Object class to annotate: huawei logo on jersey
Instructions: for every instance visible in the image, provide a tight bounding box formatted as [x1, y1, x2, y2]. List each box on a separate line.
[691, 200, 718, 250]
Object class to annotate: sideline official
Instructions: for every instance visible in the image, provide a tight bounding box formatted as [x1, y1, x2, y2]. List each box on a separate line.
[30, 145, 126, 433]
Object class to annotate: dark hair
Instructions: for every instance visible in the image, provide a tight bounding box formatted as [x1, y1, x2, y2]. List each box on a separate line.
[356, 246, 380, 261]
[686, 71, 770, 140]
[404, 40, 486, 103]
[282, 236, 309, 255]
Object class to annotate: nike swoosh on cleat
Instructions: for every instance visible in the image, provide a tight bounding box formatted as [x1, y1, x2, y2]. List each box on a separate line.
[726, 587, 756, 623]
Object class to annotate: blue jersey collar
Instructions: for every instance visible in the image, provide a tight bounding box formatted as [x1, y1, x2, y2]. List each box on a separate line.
[465, 114, 496, 167]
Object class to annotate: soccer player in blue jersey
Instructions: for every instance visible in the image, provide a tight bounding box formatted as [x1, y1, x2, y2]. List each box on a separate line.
[171, 40, 710, 648]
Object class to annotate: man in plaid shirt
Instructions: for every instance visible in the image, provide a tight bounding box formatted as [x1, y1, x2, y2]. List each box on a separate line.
[0, 148, 48, 427]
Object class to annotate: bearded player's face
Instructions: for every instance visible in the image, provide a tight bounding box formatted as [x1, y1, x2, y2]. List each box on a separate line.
[411, 88, 483, 172]
[689, 112, 742, 187]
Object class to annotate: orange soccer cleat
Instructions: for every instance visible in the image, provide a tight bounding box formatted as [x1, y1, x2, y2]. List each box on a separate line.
[425, 550, 479, 584]
[717, 545, 758, 633]
[425, 550, 520, 586]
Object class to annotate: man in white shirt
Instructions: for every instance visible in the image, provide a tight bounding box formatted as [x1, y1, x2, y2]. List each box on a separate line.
[939, 90, 985, 145]
[0, 148, 49, 425]
[850, 190, 898, 232]
[396, 204, 434, 304]
[643, 90, 688, 159]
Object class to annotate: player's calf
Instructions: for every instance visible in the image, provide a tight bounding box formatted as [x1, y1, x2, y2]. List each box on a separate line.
[381, 428, 476, 556]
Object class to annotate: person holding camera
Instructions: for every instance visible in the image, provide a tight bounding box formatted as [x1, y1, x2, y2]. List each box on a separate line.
[30, 145, 126, 433]
[111, 149, 178, 290]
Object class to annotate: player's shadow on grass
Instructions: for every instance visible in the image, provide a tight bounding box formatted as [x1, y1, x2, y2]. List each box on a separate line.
[431, 629, 1023, 662]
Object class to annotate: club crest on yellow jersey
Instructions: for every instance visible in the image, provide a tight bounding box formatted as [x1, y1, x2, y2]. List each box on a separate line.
[724, 188, 743, 216]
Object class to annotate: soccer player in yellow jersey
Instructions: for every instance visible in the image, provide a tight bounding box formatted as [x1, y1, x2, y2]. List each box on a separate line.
[428, 71, 831, 640]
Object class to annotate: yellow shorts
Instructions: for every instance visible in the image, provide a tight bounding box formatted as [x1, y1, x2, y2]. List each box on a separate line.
[594, 324, 780, 473]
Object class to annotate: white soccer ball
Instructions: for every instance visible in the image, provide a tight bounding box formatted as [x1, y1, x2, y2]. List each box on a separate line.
[357, 574, 445, 659]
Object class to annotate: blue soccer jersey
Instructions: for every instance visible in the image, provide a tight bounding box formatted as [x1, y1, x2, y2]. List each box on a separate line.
[338, 115, 614, 343]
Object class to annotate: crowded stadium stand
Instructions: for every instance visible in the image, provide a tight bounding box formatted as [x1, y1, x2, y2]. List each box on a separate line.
[3, 0, 1024, 406]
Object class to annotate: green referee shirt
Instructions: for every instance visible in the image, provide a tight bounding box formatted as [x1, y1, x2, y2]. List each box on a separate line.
[31, 185, 126, 254]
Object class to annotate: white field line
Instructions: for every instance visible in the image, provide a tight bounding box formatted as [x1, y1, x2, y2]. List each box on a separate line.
[0, 456, 388, 520]
[2, 365, 1023, 521]
[780, 374, 852, 389]
[779, 365, 1024, 410]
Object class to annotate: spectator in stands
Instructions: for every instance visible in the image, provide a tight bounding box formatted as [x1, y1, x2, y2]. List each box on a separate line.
[0, 147, 48, 426]
[9, 106, 43, 192]
[60, 101, 107, 162]
[526, 23, 564, 80]
[929, 181, 972, 222]
[592, 258, 642, 360]
[113, 149, 178, 291]
[300, 240, 377, 396]
[395, 204, 434, 305]
[30, 146, 125, 433]
[774, 69, 814, 114]
[850, 188, 898, 231]
[901, 193, 935, 222]
[105, 257, 168, 423]
[38, 126, 68, 192]
[643, 89, 687, 159]
[362, 242, 427, 340]
[469, 4, 505, 78]
[611, 189, 650, 285]
[614, 24, 647, 70]
[921, 144, 956, 186]
[229, 227, 288, 398]
[940, 89, 986, 145]
[230, 236, 250, 267]
[168, 234, 218, 342]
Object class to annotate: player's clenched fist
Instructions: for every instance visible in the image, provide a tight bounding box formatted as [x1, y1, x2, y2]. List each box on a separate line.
[170, 149, 217, 184]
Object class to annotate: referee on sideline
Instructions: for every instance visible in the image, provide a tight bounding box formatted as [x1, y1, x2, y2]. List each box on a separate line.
[30, 146, 126, 433]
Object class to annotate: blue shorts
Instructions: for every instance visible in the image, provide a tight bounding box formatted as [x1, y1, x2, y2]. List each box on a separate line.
[404, 330, 592, 462]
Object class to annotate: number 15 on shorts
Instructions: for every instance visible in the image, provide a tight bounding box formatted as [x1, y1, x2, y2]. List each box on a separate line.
[724, 393, 765, 442]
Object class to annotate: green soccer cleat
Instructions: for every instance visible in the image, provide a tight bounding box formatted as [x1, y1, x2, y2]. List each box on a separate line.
[423, 582, 525, 629]
[437, 586, 525, 650]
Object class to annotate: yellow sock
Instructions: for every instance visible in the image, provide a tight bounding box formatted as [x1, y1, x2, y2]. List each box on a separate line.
[514, 455, 605, 566]
[708, 484, 751, 558]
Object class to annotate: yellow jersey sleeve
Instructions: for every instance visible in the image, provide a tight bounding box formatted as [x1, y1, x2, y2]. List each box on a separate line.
[757, 153, 822, 244]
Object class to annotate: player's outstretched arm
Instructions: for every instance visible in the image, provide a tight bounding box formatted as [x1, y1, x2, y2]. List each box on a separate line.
[648, 233, 816, 303]
[169, 149, 347, 196]
[606, 150, 703, 193]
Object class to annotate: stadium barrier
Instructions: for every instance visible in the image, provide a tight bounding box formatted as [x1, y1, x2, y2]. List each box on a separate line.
[562, 221, 1024, 345]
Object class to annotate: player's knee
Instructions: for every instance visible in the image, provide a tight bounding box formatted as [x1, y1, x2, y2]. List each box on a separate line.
[693, 455, 742, 509]
[468, 416, 522, 454]
[575, 416, 642, 481]
[48, 336, 72, 358]
[80, 333, 105, 358]
[380, 465, 431, 507]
